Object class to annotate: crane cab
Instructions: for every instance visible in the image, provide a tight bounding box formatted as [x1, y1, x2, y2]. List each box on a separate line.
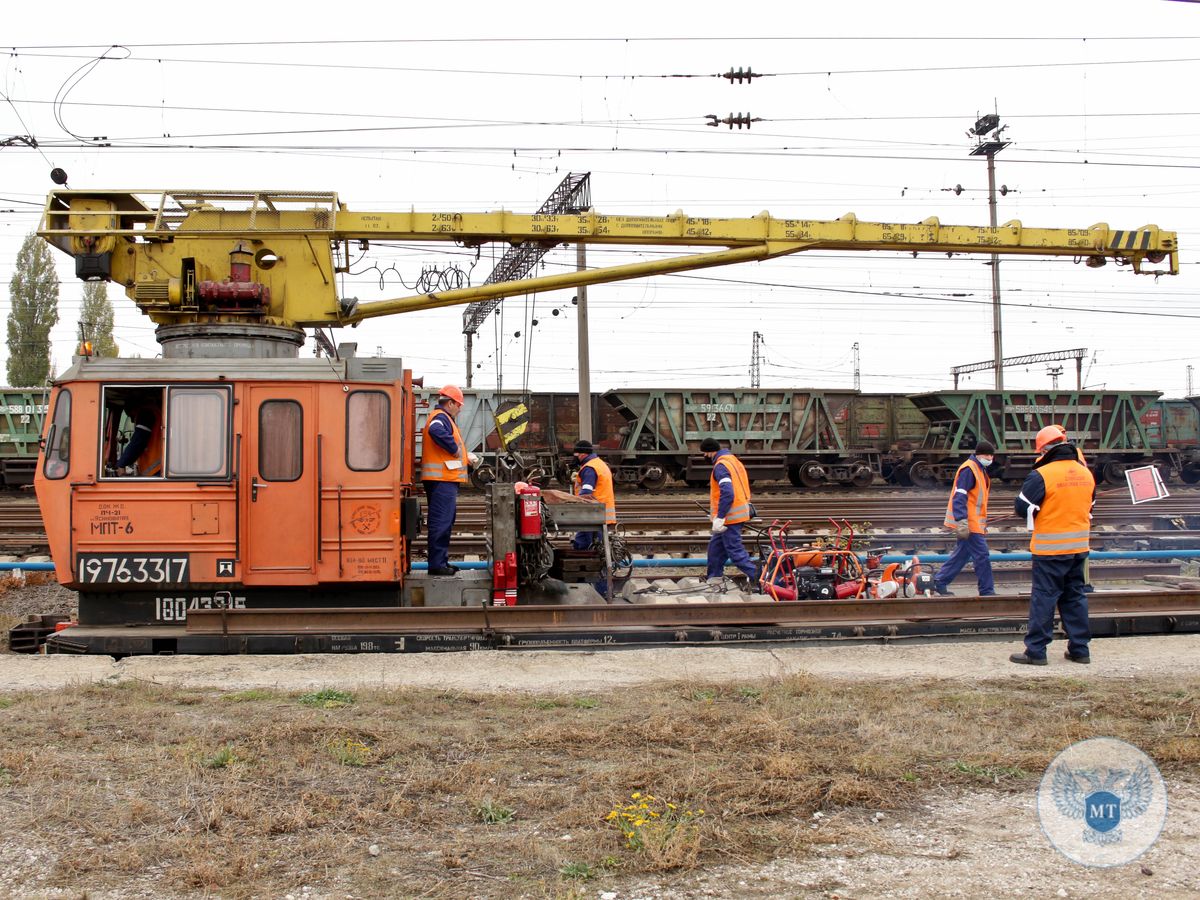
[35, 356, 419, 629]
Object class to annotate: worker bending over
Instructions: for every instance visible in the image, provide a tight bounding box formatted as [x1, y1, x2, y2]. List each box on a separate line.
[420, 385, 478, 577]
[932, 441, 996, 597]
[701, 437, 758, 588]
[570, 440, 616, 549]
[1010, 426, 1097, 666]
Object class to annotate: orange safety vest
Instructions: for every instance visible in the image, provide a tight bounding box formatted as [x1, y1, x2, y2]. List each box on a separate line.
[943, 458, 989, 534]
[420, 409, 469, 483]
[572, 456, 616, 525]
[1030, 459, 1095, 556]
[709, 451, 752, 525]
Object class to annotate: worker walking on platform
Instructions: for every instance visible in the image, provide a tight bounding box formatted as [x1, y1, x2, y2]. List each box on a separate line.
[420, 385, 478, 576]
[932, 441, 997, 597]
[701, 437, 758, 588]
[570, 440, 616, 549]
[1010, 426, 1097, 666]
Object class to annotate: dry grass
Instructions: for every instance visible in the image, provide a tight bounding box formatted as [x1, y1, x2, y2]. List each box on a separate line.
[0, 673, 1196, 898]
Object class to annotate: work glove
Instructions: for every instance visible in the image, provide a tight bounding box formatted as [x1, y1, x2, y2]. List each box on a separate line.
[954, 520, 969, 539]
[467, 452, 480, 467]
[711, 517, 727, 535]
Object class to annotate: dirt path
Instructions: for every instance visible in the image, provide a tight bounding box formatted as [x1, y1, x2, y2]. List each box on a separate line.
[622, 782, 1200, 899]
[3, 633, 1199, 693]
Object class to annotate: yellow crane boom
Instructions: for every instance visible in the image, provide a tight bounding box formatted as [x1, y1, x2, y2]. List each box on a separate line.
[39, 189, 1179, 330]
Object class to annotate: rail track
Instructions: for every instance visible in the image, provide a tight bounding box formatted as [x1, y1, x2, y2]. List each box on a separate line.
[5, 489, 1200, 557]
[33, 589, 1200, 654]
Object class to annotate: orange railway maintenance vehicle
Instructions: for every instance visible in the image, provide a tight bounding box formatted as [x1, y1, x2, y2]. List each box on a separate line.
[23, 188, 1186, 654]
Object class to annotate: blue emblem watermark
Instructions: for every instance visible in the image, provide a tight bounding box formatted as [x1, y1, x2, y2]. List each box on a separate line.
[1037, 737, 1168, 866]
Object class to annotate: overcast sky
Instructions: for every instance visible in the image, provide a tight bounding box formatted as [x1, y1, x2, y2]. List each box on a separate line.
[2, 0, 1199, 397]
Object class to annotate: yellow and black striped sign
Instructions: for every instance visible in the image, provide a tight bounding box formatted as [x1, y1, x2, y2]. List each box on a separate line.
[1109, 230, 1155, 251]
[494, 401, 529, 450]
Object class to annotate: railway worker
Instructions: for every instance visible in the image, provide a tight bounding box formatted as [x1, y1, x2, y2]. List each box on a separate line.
[701, 437, 758, 588]
[570, 440, 616, 550]
[420, 385, 479, 577]
[1010, 425, 1097, 666]
[931, 440, 997, 597]
[109, 404, 161, 476]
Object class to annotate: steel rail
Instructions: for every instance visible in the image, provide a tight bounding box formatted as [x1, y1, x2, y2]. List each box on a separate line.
[185, 590, 1200, 636]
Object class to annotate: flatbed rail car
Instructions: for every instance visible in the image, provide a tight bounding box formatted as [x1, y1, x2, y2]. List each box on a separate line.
[0, 387, 49, 487]
[35, 356, 425, 629]
[905, 390, 1183, 486]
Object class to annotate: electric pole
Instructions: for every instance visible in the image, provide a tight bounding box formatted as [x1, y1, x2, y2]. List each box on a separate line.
[576, 249, 592, 442]
[852, 342, 861, 391]
[1188, 364, 1195, 397]
[968, 111, 1010, 390]
[750, 331, 763, 388]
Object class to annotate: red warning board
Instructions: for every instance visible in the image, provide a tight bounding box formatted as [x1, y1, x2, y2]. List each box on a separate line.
[1126, 465, 1169, 505]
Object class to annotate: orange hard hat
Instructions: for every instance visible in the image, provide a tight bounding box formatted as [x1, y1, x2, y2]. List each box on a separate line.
[438, 384, 465, 405]
[1036, 425, 1067, 454]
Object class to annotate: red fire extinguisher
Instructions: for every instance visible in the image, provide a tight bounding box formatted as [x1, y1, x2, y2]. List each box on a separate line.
[517, 484, 543, 540]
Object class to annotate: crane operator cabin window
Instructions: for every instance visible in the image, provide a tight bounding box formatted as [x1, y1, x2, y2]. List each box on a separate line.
[101, 385, 231, 479]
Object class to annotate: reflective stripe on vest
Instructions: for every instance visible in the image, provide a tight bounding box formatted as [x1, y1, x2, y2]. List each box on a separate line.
[572, 456, 616, 525]
[420, 409, 469, 483]
[709, 451, 752, 525]
[943, 458, 989, 533]
[1030, 458, 1095, 556]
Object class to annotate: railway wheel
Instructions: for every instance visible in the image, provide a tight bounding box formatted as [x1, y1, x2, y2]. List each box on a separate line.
[796, 461, 825, 489]
[906, 461, 939, 489]
[849, 460, 874, 489]
[638, 463, 668, 490]
[469, 464, 496, 490]
[1101, 461, 1126, 486]
[787, 464, 803, 487]
[1182, 465, 1200, 485]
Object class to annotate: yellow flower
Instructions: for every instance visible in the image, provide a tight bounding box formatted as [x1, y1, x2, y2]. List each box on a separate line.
[631, 792, 641, 800]
[634, 818, 646, 826]
[667, 803, 676, 809]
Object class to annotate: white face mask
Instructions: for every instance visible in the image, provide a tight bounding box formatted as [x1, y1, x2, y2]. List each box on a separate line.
[977, 456, 993, 467]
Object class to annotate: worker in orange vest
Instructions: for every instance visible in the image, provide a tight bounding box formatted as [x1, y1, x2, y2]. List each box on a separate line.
[1010, 426, 1097, 665]
[931, 441, 996, 597]
[701, 437, 758, 588]
[570, 439, 616, 548]
[570, 439, 617, 599]
[420, 385, 478, 576]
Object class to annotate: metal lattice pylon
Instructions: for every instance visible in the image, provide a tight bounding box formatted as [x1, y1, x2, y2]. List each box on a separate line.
[461, 173, 592, 336]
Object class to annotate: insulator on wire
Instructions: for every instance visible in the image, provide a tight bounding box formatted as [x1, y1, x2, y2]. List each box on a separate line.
[722, 66, 760, 84]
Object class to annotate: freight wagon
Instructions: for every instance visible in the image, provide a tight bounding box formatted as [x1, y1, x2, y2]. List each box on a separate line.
[414, 387, 1198, 490]
[0, 387, 50, 487]
[415, 389, 628, 488]
[903, 390, 1183, 486]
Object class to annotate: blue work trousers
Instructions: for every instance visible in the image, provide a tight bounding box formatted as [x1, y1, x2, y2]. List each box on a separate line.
[1024, 552, 1090, 660]
[935, 533, 995, 595]
[423, 480, 459, 570]
[706, 523, 757, 580]
[572, 531, 611, 599]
